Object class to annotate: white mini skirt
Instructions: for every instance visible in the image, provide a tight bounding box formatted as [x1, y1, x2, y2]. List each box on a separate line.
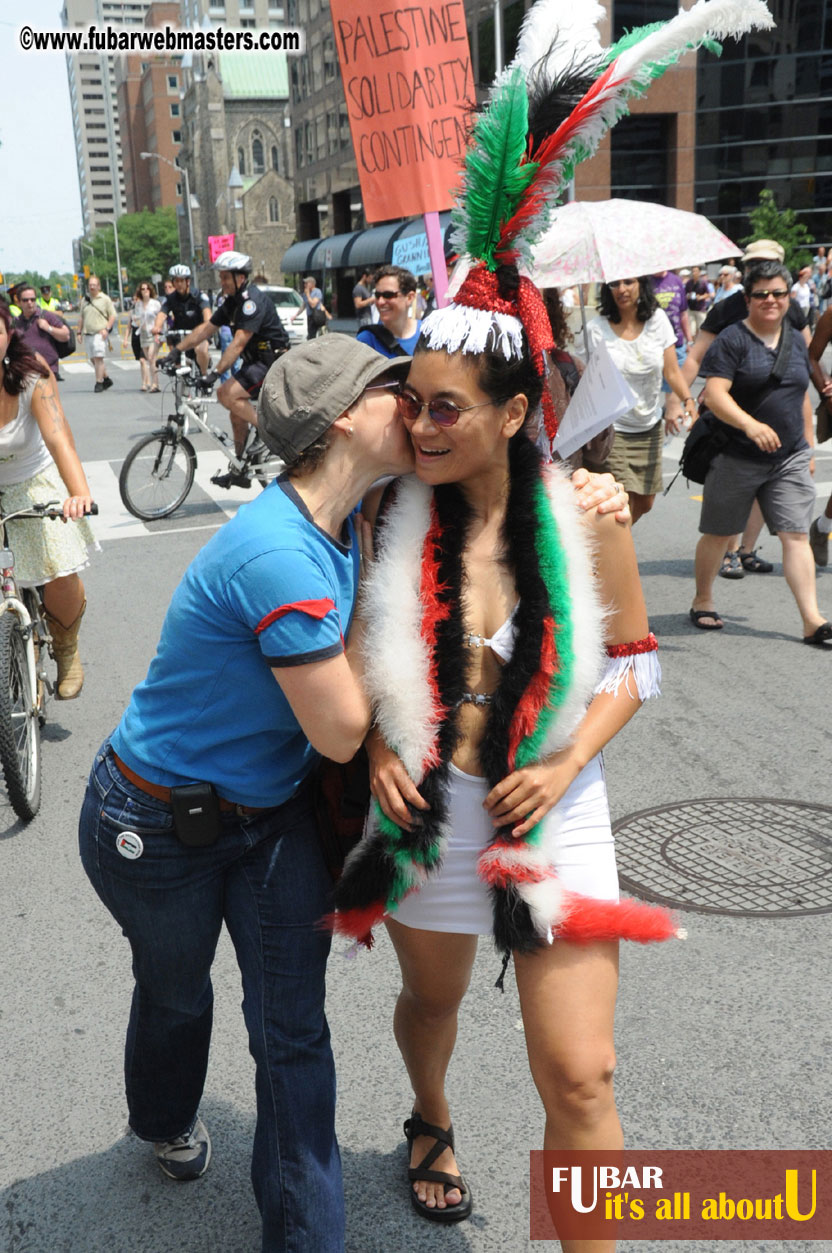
[390, 754, 618, 935]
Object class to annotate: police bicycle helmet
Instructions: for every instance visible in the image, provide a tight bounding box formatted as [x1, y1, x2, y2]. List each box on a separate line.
[214, 250, 252, 274]
[169, 264, 192, 278]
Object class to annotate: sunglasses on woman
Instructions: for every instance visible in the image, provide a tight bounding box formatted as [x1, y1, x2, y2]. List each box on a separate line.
[394, 386, 504, 428]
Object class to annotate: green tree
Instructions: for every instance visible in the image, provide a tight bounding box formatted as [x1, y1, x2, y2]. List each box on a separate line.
[88, 207, 181, 297]
[741, 189, 813, 275]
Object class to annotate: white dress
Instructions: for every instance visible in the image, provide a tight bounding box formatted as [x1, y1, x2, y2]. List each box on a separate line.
[390, 611, 618, 935]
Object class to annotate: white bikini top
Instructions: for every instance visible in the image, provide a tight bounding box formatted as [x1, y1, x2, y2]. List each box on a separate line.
[463, 603, 518, 664]
[460, 605, 518, 704]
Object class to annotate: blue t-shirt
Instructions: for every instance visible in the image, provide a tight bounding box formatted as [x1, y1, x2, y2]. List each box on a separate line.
[700, 321, 810, 462]
[356, 322, 421, 358]
[112, 477, 359, 807]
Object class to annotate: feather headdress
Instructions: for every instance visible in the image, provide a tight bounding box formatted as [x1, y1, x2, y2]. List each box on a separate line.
[423, 0, 773, 447]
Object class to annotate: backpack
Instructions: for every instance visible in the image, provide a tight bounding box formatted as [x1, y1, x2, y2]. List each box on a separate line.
[56, 320, 76, 359]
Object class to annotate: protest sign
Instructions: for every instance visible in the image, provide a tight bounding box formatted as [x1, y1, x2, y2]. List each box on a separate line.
[552, 338, 637, 460]
[330, 0, 474, 222]
[208, 234, 235, 264]
[392, 233, 431, 274]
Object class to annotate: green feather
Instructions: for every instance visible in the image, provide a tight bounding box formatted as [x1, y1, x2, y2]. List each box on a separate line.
[455, 67, 537, 270]
[514, 478, 575, 849]
[602, 23, 722, 73]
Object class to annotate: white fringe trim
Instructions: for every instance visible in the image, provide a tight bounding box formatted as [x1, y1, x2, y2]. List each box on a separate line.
[421, 306, 525, 361]
[595, 651, 662, 701]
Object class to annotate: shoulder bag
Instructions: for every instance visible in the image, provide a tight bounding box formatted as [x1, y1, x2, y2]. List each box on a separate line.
[675, 319, 793, 487]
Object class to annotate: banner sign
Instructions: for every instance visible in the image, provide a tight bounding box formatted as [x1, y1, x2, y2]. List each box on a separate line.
[208, 234, 235, 264]
[330, 0, 475, 222]
[392, 233, 431, 274]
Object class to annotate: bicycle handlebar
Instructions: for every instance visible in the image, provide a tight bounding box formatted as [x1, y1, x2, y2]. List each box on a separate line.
[0, 501, 99, 525]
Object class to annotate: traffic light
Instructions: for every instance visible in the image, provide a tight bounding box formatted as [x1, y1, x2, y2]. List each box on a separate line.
[73, 275, 79, 289]
[83, 264, 90, 280]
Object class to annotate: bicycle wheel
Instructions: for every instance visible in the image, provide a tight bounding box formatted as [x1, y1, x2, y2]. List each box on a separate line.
[119, 431, 196, 521]
[0, 612, 42, 821]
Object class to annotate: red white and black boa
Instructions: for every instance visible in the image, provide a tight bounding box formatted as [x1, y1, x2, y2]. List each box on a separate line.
[332, 436, 680, 954]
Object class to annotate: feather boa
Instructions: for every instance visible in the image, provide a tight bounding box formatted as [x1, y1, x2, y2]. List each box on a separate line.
[331, 439, 681, 953]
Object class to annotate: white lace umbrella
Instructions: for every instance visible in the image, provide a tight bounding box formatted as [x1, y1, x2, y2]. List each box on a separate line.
[529, 198, 740, 288]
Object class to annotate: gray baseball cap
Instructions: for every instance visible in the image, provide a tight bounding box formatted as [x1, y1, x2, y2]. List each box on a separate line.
[258, 334, 411, 462]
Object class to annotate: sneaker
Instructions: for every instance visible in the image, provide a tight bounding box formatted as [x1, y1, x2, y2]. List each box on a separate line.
[809, 517, 829, 568]
[94, 381, 104, 393]
[102, 376, 114, 390]
[153, 1116, 211, 1181]
[211, 468, 252, 490]
[718, 550, 744, 580]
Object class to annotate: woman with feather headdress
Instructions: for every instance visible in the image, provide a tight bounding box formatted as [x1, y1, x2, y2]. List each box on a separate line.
[330, 0, 773, 1232]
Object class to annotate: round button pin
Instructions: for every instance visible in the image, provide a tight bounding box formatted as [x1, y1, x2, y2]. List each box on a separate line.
[116, 831, 144, 860]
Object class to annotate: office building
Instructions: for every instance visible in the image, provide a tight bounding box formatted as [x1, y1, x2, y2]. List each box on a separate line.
[695, 0, 831, 245]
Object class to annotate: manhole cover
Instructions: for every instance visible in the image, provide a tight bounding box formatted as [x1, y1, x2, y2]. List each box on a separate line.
[613, 798, 832, 918]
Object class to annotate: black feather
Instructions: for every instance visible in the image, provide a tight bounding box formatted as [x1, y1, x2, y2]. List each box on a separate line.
[526, 49, 603, 154]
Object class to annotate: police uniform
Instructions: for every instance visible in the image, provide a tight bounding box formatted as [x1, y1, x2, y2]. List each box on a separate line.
[209, 283, 289, 397]
[160, 288, 211, 361]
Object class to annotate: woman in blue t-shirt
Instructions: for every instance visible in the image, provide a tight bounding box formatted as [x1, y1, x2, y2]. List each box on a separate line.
[689, 260, 830, 645]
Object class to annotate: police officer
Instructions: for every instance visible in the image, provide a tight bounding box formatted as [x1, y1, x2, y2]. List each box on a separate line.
[177, 251, 289, 478]
[153, 264, 212, 372]
[38, 284, 62, 312]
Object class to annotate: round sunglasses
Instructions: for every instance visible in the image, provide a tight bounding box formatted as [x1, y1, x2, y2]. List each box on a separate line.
[395, 386, 504, 428]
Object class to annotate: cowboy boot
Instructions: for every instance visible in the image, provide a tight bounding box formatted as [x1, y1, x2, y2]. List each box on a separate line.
[45, 601, 86, 699]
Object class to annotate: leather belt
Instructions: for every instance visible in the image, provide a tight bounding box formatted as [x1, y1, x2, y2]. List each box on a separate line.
[112, 752, 270, 817]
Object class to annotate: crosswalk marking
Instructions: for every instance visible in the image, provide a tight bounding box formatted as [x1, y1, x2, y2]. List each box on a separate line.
[62, 360, 141, 374]
[82, 448, 265, 545]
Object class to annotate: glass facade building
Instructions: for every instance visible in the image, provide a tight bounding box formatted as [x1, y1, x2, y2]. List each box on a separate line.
[695, 0, 832, 244]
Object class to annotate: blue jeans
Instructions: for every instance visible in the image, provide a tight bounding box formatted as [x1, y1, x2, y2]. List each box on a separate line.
[79, 740, 344, 1253]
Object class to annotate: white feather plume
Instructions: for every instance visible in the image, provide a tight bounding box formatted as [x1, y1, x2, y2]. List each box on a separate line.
[511, 0, 605, 79]
[610, 0, 774, 88]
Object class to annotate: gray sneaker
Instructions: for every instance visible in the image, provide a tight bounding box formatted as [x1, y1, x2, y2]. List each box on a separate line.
[809, 517, 829, 568]
[153, 1116, 211, 1181]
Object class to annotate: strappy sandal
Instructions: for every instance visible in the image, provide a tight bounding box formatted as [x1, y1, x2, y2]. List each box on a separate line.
[739, 547, 773, 573]
[404, 1112, 472, 1224]
[718, 550, 744, 579]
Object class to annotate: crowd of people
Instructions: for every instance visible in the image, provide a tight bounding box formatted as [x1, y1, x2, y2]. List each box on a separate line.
[1, 226, 829, 1251]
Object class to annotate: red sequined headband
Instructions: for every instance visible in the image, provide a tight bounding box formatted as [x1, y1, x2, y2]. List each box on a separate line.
[454, 264, 557, 443]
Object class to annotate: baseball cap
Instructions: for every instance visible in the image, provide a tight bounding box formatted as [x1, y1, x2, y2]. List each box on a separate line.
[258, 334, 412, 462]
[741, 239, 785, 264]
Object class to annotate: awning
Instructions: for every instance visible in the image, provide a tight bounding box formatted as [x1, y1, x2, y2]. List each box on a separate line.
[307, 231, 361, 270]
[393, 210, 454, 249]
[281, 238, 321, 273]
[282, 213, 457, 274]
[346, 222, 411, 270]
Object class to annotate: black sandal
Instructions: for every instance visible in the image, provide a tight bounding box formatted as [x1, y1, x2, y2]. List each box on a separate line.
[404, 1113, 472, 1224]
[803, 622, 832, 648]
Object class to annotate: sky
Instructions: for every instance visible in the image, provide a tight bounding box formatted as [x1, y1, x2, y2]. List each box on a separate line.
[0, 3, 85, 277]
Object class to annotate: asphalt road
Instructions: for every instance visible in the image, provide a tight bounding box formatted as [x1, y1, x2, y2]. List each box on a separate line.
[1, 350, 831, 1253]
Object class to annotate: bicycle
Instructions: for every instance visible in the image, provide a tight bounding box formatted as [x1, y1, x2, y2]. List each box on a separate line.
[0, 499, 98, 821]
[119, 337, 283, 521]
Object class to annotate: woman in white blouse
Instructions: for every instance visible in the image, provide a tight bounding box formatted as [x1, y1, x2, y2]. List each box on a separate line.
[586, 277, 696, 523]
[125, 281, 162, 392]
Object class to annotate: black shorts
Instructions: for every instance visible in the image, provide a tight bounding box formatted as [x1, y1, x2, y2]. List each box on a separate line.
[236, 359, 271, 399]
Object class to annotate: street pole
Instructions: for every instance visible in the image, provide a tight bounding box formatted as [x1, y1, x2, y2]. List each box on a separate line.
[139, 151, 195, 273]
[112, 217, 124, 312]
[100, 219, 124, 311]
[182, 163, 195, 271]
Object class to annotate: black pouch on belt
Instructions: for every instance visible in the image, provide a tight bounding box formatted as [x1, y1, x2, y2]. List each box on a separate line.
[169, 782, 223, 847]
